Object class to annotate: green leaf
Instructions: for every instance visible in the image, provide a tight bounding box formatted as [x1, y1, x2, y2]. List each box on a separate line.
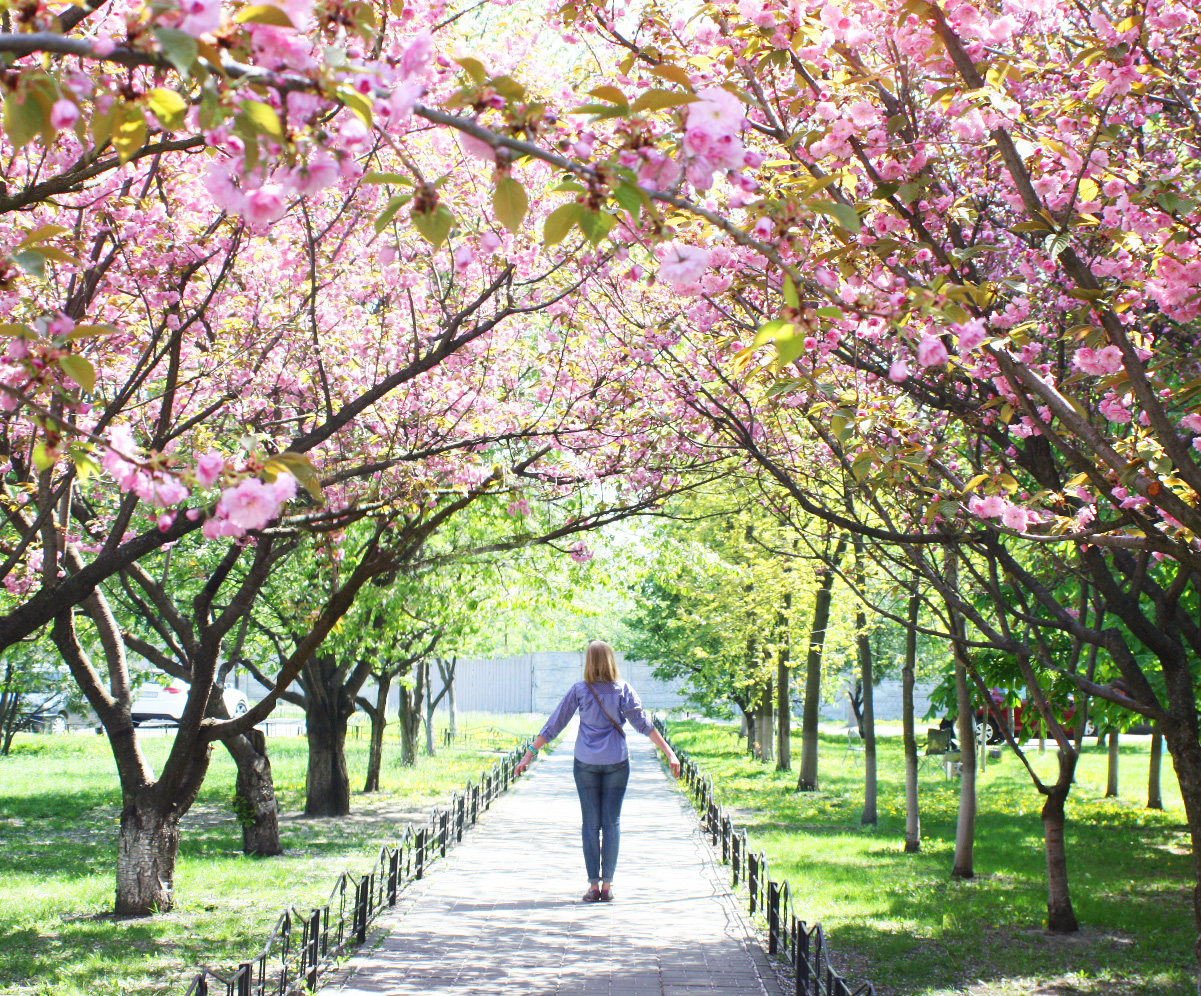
[240, 99, 283, 139]
[338, 87, 373, 126]
[782, 277, 799, 308]
[363, 172, 413, 185]
[455, 57, 487, 84]
[11, 251, 45, 278]
[588, 86, 629, 108]
[649, 63, 694, 89]
[70, 446, 102, 482]
[112, 102, 148, 162]
[577, 210, 614, 245]
[811, 200, 861, 231]
[263, 452, 323, 501]
[815, 306, 844, 319]
[147, 88, 188, 131]
[630, 89, 698, 113]
[775, 333, 808, 366]
[374, 194, 412, 233]
[611, 181, 646, 218]
[493, 176, 528, 232]
[234, 4, 296, 27]
[4, 91, 45, 151]
[58, 354, 95, 393]
[16, 224, 69, 249]
[63, 323, 118, 341]
[31, 443, 56, 473]
[412, 202, 455, 248]
[0, 323, 35, 337]
[154, 27, 198, 77]
[752, 319, 792, 347]
[1044, 231, 1070, 257]
[543, 203, 584, 246]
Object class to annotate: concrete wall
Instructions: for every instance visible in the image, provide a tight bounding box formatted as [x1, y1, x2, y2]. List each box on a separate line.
[816, 673, 941, 727]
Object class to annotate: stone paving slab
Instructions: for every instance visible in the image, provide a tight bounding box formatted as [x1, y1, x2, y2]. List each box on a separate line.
[330, 724, 783, 996]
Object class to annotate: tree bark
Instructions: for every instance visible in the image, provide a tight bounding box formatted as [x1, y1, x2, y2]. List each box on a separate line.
[854, 536, 876, 826]
[1106, 729, 1120, 798]
[423, 659, 437, 757]
[798, 536, 846, 792]
[446, 665, 457, 740]
[759, 676, 774, 764]
[1042, 750, 1080, 932]
[363, 673, 391, 793]
[902, 592, 921, 853]
[776, 592, 792, 771]
[1147, 724, 1163, 811]
[226, 729, 282, 856]
[945, 546, 976, 879]
[304, 696, 351, 817]
[116, 799, 181, 915]
[397, 663, 424, 767]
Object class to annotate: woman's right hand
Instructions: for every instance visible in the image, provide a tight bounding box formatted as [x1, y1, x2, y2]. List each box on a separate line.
[668, 754, 681, 779]
[515, 752, 532, 775]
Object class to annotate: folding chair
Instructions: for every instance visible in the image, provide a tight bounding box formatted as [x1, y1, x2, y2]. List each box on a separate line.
[919, 727, 952, 773]
[845, 725, 866, 763]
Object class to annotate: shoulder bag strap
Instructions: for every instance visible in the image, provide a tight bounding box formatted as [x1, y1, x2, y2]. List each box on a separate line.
[585, 682, 626, 738]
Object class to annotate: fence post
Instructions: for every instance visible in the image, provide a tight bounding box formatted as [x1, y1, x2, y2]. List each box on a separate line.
[235, 962, 251, 996]
[306, 909, 321, 990]
[353, 875, 370, 945]
[415, 829, 426, 880]
[440, 809, 448, 857]
[732, 831, 740, 887]
[767, 881, 779, 955]
[748, 852, 758, 916]
[387, 847, 399, 905]
[457, 792, 465, 841]
[797, 924, 809, 993]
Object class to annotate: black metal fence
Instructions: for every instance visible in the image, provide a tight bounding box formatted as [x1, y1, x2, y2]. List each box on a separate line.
[182, 741, 529, 996]
[655, 718, 876, 996]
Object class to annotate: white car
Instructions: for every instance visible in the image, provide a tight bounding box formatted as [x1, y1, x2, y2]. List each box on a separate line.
[130, 677, 249, 724]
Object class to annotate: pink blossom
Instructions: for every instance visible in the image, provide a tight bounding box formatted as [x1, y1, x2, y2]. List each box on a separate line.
[847, 100, 877, 127]
[290, 153, 338, 196]
[201, 161, 247, 214]
[1001, 504, 1029, 532]
[916, 335, 949, 367]
[453, 244, 474, 273]
[975, 494, 1007, 518]
[888, 358, 909, 383]
[458, 133, 496, 163]
[568, 541, 594, 564]
[158, 513, 176, 532]
[215, 473, 294, 532]
[637, 153, 681, 191]
[1180, 413, 1201, 434]
[400, 31, 433, 78]
[178, 0, 221, 35]
[1072, 344, 1124, 376]
[480, 231, 502, 253]
[955, 318, 987, 352]
[506, 498, 531, 516]
[657, 243, 711, 295]
[102, 425, 141, 491]
[338, 116, 370, 149]
[244, 184, 288, 228]
[686, 87, 743, 133]
[50, 99, 79, 131]
[194, 450, 226, 487]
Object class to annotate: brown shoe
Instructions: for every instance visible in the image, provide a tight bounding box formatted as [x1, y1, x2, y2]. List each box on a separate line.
[582, 886, 601, 903]
[599, 887, 614, 902]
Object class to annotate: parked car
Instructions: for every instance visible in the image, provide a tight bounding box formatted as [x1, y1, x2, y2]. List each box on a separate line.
[942, 688, 1146, 747]
[130, 678, 249, 725]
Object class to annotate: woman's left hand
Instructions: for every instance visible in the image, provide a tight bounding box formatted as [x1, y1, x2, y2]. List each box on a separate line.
[668, 755, 681, 779]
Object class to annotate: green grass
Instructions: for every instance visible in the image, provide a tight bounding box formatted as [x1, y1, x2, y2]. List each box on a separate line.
[0, 713, 541, 996]
[665, 720, 1192, 996]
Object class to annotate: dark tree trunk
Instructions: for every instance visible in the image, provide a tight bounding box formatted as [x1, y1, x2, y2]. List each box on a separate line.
[305, 699, 350, 817]
[226, 730, 282, 856]
[798, 536, 846, 792]
[423, 659, 437, 757]
[902, 592, 921, 853]
[1042, 750, 1080, 933]
[1147, 724, 1163, 811]
[952, 652, 977, 878]
[854, 535, 876, 826]
[776, 592, 792, 771]
[1106, 729, 1120, 798]
[363, 674, 391, 793]
[116, 798, 181, 915]
[397, 663, 424, 767]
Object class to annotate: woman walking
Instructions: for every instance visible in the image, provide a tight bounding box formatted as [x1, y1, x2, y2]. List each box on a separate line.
[515, 640, 681, 902]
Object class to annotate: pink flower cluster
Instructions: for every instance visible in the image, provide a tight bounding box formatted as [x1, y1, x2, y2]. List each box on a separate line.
[682, 88, 746, 190]
[968, 493, 1036, 533]
[1072, 345, 1124, 376]
[204, 473, 297, 538]
[657, 242, 711, 295]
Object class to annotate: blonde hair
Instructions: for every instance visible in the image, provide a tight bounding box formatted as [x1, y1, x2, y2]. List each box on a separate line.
[584, 641, 620, 684]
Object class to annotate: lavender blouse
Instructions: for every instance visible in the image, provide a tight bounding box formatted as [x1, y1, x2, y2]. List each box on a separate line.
[539, 680, 654, 764]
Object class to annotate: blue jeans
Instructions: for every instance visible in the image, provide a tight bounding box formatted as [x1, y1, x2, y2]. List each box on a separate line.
[573, 758, 629, 883]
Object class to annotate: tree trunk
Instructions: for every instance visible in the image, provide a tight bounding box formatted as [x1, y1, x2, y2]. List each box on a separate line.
[798, 537, 846, 792]
[1148, 724, 1163, 811]
[226, 730, 282, 856]
[776, 592, 791, 771]
[423, 660, 437, 757]
[397, 664, 424, 767]
[1042, 750, 1080, 932]
[952, 651, 977, 878]
[447, 666, 457, 740]
[859, 610, 879, 826]
[1106, 729, 1120, 798]
[741, 706, 756, 756]
[759, 677, 774, 764]
[116, 799, 181, 915]
[902, 592, 920, 853]
[304, 699, 350, 817]
[363, 674, 391, 793]
[1159, 722, 1201, 981]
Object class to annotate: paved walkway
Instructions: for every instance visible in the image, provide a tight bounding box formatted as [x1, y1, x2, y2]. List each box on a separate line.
[331, 725, 783, 996]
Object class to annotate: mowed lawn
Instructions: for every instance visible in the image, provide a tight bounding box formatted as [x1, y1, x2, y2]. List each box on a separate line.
[0, 714, 538, 996]
[665, 720, 1192, 996]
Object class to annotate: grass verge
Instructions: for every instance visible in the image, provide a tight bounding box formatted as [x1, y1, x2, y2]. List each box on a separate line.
[0, 713, 540, 996]
[664, 720, 1191, 996]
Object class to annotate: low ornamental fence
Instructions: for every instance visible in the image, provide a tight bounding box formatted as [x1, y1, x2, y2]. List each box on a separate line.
[183, 741, 529, 996]
[654, 718, 875, 996]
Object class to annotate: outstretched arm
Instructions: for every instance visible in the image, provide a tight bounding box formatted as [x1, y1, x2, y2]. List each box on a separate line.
[515, 734, 548, 774]
[648, 727, 681, 779]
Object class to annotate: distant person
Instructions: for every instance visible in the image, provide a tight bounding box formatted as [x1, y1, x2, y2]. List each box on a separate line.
[515, 640, 681, 902]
